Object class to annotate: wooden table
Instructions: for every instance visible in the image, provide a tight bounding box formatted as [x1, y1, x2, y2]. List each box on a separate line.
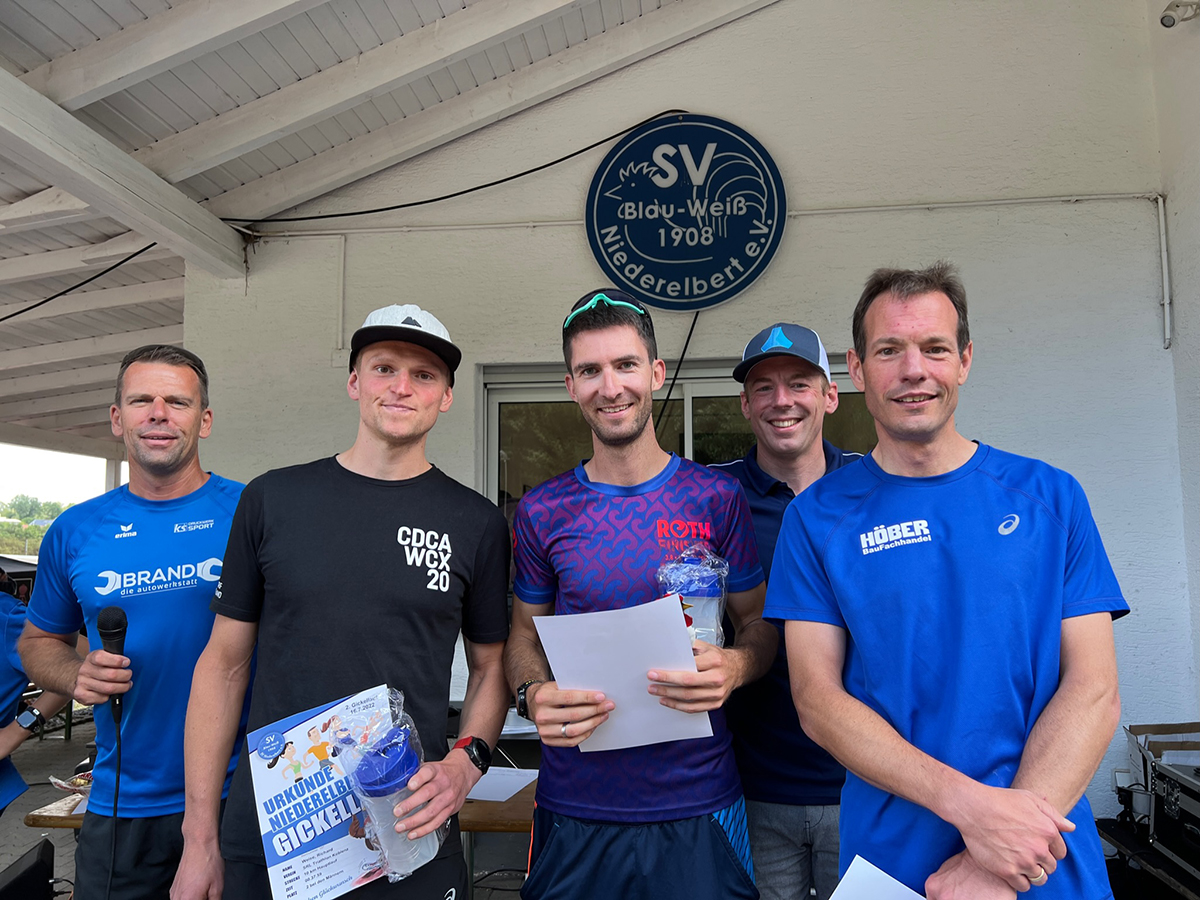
[459, 779, 535, 899]
[23, 793, 84, 829]
[24, 781, 537, 900]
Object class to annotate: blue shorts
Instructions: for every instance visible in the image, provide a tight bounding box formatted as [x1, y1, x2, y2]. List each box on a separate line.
[523, 798, 757, 900]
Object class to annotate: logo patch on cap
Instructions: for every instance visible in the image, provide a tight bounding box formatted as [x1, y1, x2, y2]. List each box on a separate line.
[761, 326, 794, 353]
[402, 317, 421, 327]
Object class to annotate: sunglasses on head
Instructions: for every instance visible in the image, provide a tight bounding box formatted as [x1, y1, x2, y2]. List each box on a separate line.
[562, 292, 647, 330]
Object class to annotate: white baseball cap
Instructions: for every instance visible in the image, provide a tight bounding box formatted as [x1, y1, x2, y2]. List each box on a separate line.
[350, 304, 462, 381]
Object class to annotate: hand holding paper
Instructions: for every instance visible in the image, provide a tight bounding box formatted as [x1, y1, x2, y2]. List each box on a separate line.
[533, 595, 713, 752]
[648, 638, 744, 712]
[526, 681, 614, 748]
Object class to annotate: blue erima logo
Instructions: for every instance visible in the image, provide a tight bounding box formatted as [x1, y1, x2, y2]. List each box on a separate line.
[761, 327, 793, 353]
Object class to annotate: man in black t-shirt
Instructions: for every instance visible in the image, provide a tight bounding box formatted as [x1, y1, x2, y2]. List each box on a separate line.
[172, 305, 512, 900]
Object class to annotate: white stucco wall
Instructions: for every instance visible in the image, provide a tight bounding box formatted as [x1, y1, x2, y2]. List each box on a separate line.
[188, 0, 1197, 815]
[1146, 1, 1200, 697]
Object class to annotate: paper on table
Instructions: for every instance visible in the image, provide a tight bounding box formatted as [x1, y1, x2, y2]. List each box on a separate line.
[830, 856, 924, 900]
[466, 768, 538, 802]
[533, 594, 712, 753]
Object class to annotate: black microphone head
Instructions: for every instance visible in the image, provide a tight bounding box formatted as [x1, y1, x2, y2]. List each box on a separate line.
[97, 606, 127, 636]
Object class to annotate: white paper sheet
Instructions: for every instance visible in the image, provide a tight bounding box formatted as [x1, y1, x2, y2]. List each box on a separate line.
[533, 594, 713, 753]
[499, 707, 540, 738]
[466, 768, 539, 802]
[830, 856, 924, 900]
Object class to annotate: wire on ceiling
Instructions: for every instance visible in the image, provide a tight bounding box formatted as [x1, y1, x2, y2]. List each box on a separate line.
[1, 109, 688, 327]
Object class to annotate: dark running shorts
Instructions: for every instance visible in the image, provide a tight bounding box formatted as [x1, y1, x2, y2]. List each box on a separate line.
[74, 810, 185, 900]
[522, 797, 758, 900]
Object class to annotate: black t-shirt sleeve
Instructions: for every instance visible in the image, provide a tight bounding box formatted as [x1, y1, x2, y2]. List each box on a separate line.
[462, 504, 511, 645]
[211, 478, 267, 622]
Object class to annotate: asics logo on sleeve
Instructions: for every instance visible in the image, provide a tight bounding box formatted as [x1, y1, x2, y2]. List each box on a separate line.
[95, 558, 223, 596]
[998, 514, 1020, 535]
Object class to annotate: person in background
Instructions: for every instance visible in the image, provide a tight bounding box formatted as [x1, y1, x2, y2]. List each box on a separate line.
[1, 586, 71, 817]
[711, 323, 861, 900]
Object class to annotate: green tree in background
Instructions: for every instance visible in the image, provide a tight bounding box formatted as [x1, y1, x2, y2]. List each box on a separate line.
[5, 494, 40, 520]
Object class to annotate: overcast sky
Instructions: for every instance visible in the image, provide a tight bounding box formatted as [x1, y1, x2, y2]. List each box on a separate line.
[0, 443, 123, 508]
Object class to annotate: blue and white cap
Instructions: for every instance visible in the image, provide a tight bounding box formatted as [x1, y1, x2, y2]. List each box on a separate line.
[733, 323, 831, 383]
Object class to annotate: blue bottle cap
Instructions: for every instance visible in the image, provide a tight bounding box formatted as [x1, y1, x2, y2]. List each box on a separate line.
[353, 727, 422, 797]
[674, 557, 722, 597]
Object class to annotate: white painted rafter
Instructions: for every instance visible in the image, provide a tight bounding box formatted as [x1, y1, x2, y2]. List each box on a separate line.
[0, 187, 96, 233]
[18, 0, 333, 111]
[0, 235, 175, 286]
[205, 0, 786, 222]
[0, 422, 123, 458]
[7, 409, 113, 430]
[134, 0, 590, 182]
[0, 388, 115, 421]
[0, 70, 245, 277]
[0, 326, 183, 372]
[0, 364, 118, 401]
[0, 278, 183, 323]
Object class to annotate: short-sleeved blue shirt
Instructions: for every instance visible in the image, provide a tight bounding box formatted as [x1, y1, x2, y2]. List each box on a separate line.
[0, 595, 31, 811]
[764, 445, 1128, 897]
[27, 475, 245, 817]
[712, 440, 861, 805]
[514, 454, 764, 823]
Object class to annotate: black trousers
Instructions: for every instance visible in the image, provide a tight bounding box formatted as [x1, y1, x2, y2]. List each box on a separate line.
[74, 810, 184, 900]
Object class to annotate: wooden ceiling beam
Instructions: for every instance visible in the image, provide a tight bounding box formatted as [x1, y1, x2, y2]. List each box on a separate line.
[206, 0, 785, 222]
[19, 0, 332, 111]
[0, 71, 245, 277]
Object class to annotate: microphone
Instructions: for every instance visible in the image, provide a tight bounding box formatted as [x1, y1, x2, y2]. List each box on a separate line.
[96, 606, 127, 725]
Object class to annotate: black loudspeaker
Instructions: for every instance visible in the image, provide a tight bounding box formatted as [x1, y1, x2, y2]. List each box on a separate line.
[0, 837, 54, 900]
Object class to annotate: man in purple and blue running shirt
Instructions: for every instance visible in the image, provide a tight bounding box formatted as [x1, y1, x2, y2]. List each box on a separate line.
[504, 289, 776, 900]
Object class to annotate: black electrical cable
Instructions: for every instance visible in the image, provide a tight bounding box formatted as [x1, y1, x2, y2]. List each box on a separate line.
[655, 311, 701, 432]
[2, 111, 689, 327]
[0, 241, 159, 326]
[106, 722, 121, 900]
[220, 108, 689, 226]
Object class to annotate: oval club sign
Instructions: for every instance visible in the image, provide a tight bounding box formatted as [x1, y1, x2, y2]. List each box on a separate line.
[586, 114, 786, 312]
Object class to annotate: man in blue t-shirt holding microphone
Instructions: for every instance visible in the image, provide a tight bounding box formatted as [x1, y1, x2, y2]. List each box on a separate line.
[765, 262, 1126, 900]
[19, 345, 245, 900]
[712, 323, 861, 900]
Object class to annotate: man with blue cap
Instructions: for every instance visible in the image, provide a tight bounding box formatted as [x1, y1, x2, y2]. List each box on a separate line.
[712, 323, 861, 900]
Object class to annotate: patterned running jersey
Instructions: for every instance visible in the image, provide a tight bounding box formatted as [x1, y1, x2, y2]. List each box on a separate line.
[514, 454, 764, 822]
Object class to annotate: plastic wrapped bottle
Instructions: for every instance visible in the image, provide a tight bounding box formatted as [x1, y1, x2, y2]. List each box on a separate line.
[346, 726, 441, 877]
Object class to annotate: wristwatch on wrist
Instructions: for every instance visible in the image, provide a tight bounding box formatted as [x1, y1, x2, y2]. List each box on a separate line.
[452, 736, 492, 775]
[15, 705, 46, 734]
[516, 680, 542, 720]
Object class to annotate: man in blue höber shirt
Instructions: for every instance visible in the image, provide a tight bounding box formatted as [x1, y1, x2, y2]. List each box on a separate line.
[764, 262, 1126, 900]
[712, 323, 861, 900]
[19, 345, 245, 900]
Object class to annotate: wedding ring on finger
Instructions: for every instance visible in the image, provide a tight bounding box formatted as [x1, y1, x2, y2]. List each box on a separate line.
[1030, 866, 1048, 887]
[561, 722, 568, 738]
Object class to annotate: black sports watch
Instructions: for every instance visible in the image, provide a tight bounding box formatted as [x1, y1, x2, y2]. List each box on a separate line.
[452, 736, 492, 775]
[15, 705, 46, 734]
[516, 680, 543, 720]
